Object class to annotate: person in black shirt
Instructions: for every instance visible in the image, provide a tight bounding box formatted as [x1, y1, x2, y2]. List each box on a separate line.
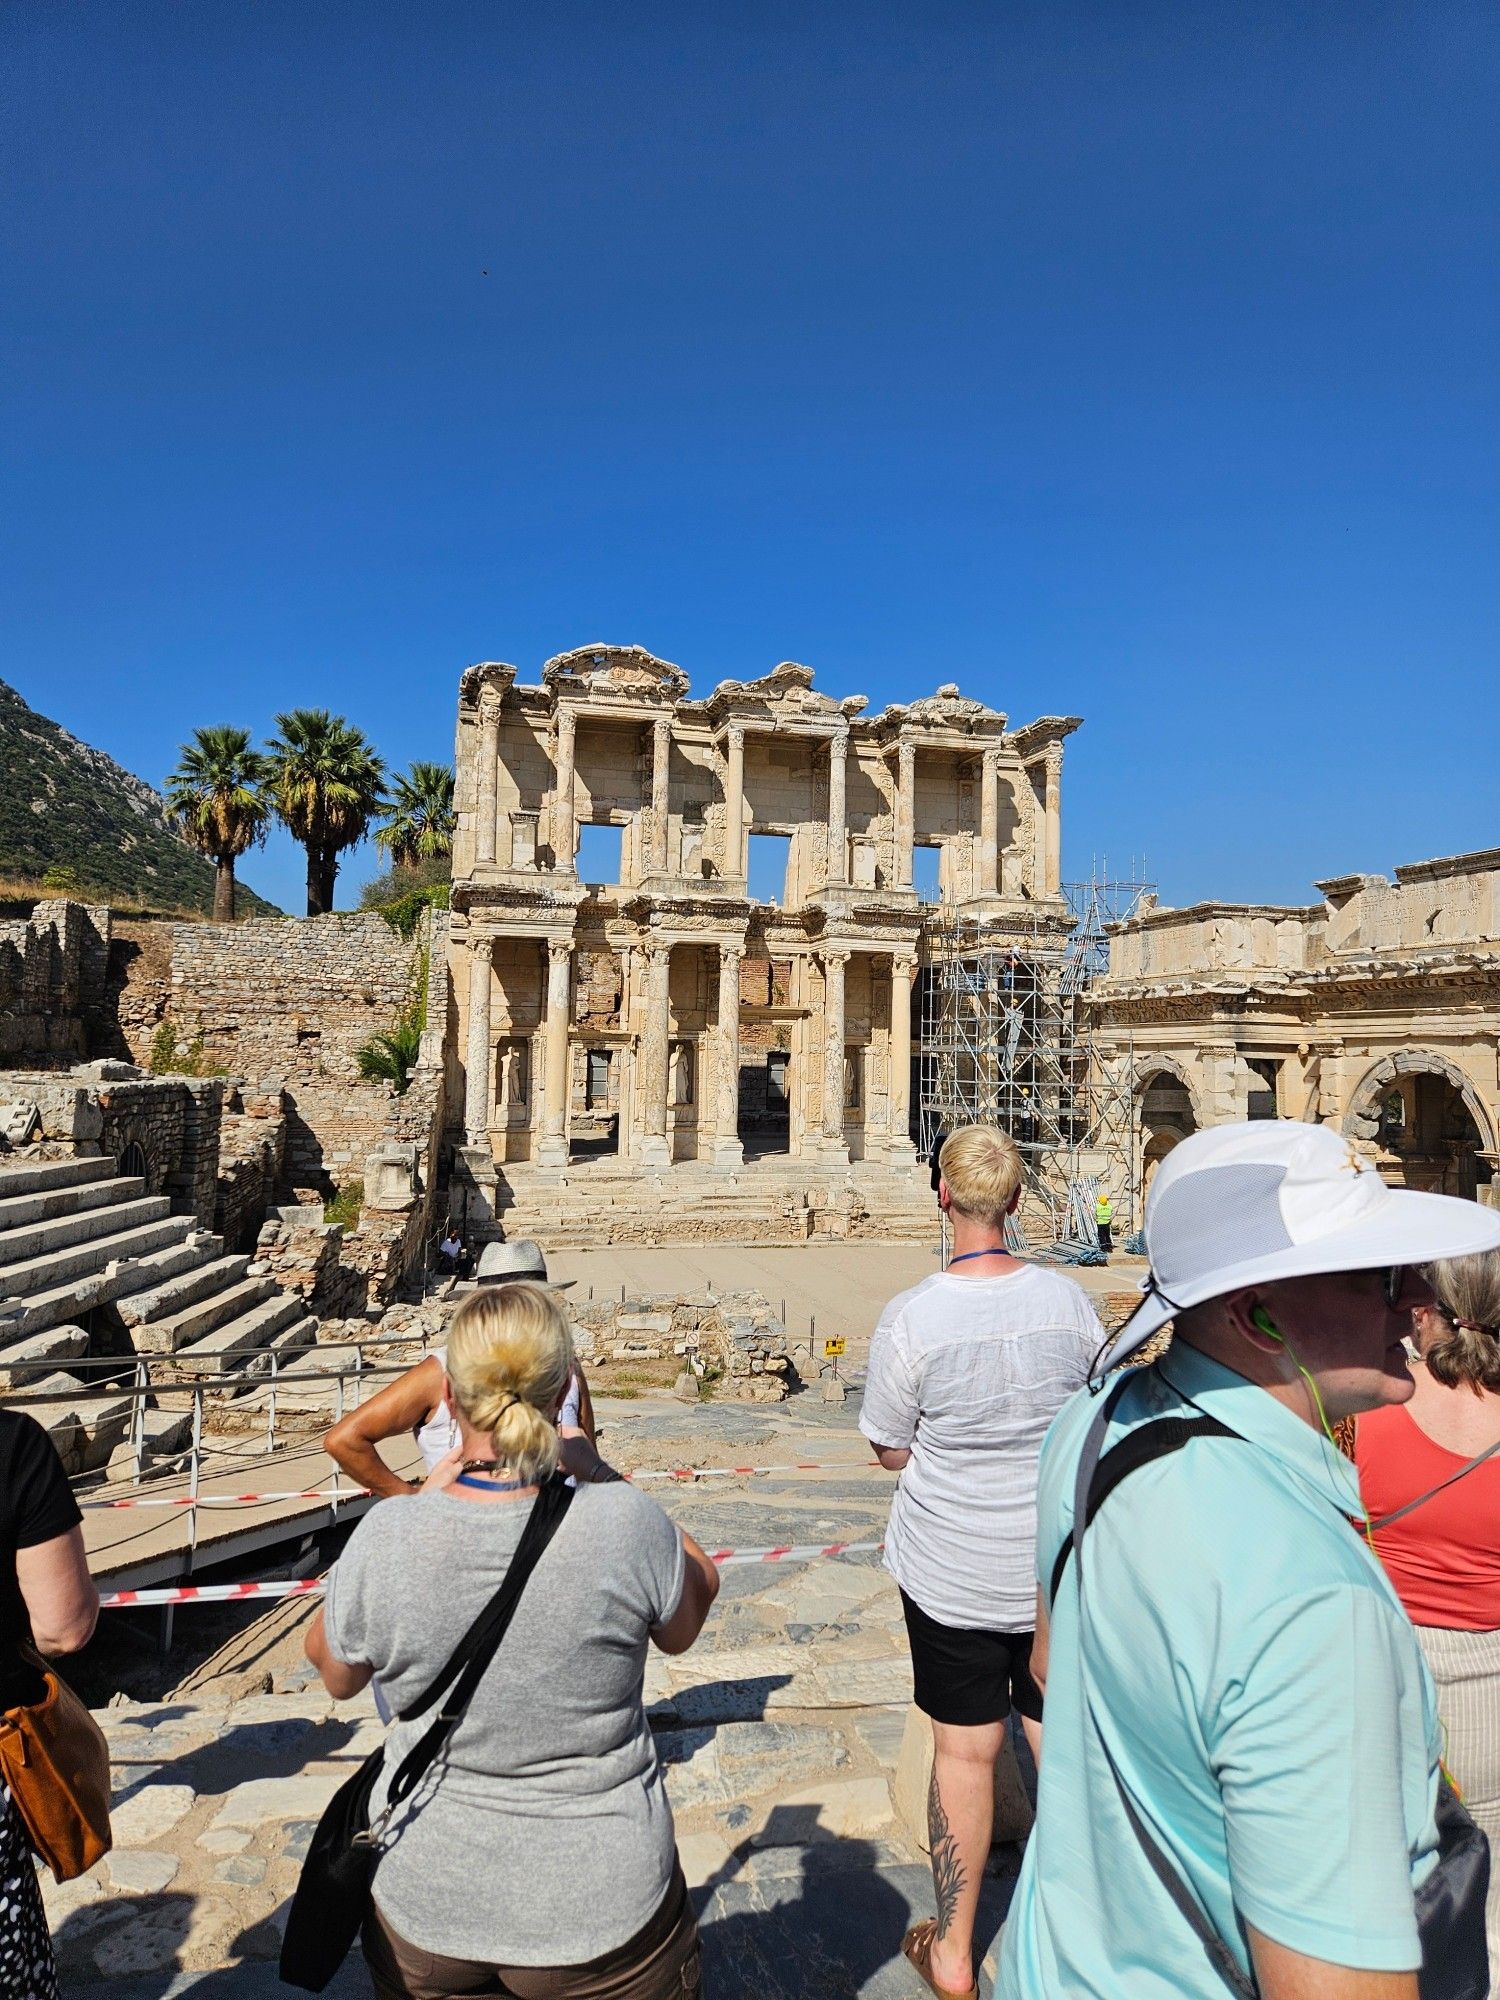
[0, 1410, 98, 2000]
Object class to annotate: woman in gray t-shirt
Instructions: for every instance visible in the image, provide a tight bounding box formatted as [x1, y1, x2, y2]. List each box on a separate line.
[304, 1281, 720, 2000]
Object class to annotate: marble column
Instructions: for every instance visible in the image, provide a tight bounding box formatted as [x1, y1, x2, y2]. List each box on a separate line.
[1028, 760, 1047, 895]
[552, 707, 576, 871]
[978, 747, 999, 896]
[464, 933, 494, 1145]
[826, 726, 849, 886]
[895, 739, 915, 890]
[713, 943, 744, 1168]
[1044, 745, 1063, 896]
[538, 939, 572, 1167]
[722, 724, 746, 881]
[888, 951, 917, 1158]
[475, 695, 501, 868]
[820, 947, 851, 1163]
[638, 941, 673, 1168]
[650, 716, 671, 874]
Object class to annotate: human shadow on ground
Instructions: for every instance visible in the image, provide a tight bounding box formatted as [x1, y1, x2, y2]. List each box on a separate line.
[51, 1888, 369, 2000]
[695, 1810, 1016, 2000]
[110, 1714, 361, 1807]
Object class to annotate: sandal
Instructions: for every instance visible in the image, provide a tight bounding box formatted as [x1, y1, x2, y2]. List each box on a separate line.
[901, 1920, 978, 2000]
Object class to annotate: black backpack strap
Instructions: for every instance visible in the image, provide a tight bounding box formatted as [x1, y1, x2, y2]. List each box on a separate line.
[378, 1477, 575, 1824]
[1048, 1412, 1236, 1609]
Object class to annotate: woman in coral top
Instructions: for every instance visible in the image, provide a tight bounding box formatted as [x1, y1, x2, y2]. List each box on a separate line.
[1358, 1247, 1500, 1992]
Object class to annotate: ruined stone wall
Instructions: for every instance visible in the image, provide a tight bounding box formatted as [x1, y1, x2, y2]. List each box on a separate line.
[570, 1289, 798, 1400]
[0, 1067, 223, 1226]
[164, 913, 424, 1193]
[0, 901, 113, 1067]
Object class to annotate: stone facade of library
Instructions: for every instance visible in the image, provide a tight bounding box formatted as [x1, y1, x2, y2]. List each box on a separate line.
[445, 647, 1077, 1217]
[1088, 847, 1500, 1207]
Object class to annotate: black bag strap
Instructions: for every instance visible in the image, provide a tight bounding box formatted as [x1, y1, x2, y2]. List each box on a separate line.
[1048, 1410, 1235, 1610]
[1369, 1435, 1500, 1532]
[1064, 1376, 1257, 1999]
[374, 1477, 575, 1828]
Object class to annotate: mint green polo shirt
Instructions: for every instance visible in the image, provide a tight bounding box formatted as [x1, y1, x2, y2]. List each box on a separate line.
[998, 1345, 1441, 1999]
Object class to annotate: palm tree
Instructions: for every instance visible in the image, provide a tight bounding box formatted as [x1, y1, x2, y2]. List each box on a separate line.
[165, 726, 270, 923]
[266, 710, 387, 916]
[375, 761, 456, 869]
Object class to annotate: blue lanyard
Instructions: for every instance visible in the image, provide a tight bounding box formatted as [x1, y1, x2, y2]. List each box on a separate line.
[454, 1473, 529, 1494]
[948, 1248, 1008, 1266]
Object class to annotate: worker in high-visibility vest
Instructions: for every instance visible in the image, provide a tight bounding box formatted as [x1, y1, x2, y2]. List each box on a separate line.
[1095, 1191, 1114, 1257]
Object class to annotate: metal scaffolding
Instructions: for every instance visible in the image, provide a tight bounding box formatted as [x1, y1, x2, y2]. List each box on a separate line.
[916, 868, 1154, 1242]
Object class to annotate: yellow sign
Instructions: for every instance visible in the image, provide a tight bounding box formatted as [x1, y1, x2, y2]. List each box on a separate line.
[823, 1337, 846, 1358]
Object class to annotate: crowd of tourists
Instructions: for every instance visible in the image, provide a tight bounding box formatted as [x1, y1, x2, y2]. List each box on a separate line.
[5, 1118, 1500, 2000]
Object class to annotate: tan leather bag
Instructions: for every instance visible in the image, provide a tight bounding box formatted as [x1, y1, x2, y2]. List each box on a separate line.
[0, 1650, 112, 1881]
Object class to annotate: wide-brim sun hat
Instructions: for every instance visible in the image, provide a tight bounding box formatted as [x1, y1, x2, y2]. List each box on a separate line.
[473, 1238, 576, 1290]
[1098, 1119, 1500, 1373]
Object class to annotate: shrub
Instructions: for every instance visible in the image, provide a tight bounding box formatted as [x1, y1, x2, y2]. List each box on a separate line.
[356, 1016, 423, 1093]
[324, 1180, 364, 1229]
[148, 1020, 227, 1077]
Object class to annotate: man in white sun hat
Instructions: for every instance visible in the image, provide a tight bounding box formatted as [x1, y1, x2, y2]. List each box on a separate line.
[997, 1120, 1500, 2000]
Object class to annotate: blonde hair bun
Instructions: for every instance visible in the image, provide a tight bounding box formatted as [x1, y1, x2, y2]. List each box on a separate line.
[445, 1281, 575, 1484]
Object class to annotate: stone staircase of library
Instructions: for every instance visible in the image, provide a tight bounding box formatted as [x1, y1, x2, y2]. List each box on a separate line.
[491, 1158, 938, 1248]
[0, 1155, 317, 1479]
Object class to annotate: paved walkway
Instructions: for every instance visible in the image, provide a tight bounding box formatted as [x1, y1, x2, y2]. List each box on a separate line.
[51, 1392, 1029, 2000]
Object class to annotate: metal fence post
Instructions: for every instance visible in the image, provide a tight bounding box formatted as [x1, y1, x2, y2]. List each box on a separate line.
[130, 1358, 147, 1486]
[266, 1351, 278, 1456]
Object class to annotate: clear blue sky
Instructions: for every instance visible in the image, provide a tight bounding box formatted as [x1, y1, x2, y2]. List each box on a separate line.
[4, 1, 1497, 915]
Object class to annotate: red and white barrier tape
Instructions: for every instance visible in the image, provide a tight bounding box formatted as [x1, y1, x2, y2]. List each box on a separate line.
[98, 1539, 885, 1606]
[83, 1460, 880, 1509]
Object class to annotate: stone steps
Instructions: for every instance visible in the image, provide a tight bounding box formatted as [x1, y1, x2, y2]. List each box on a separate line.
[117, 1253, 255, 1330]
[0, 1194, 173, 1278]
[0, 1214, 197, 1311]
[165, 1292, 310, 1379]
[134, 1275, 281, 1358]
[0, 1174, 147, 1234]
[0, 1156, 116, 1199]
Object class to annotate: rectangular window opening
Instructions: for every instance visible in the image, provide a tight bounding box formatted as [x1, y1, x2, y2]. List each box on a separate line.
[577, 823, 623, 887]
[585, 1049, 613, 1108]
[913, 845, 942, 904]
[748, 833, 792, 907]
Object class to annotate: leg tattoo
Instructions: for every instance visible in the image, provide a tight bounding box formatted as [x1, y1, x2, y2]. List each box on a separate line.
[927, 1766, 966, 1940]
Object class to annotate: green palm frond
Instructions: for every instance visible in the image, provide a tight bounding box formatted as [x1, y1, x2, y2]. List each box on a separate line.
[266, 709, 388, 857]
[374, 761, 456, 867]
[165, 726, 271, 864]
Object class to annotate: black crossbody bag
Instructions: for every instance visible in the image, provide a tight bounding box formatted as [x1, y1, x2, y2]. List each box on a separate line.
[280, 1477, 575, 1993]
[1052, 1375, 1490, 2000]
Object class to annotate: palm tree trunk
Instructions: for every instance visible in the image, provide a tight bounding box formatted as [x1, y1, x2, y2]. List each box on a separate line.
[214, 857, 236, 924]
[307, 849, 339, 916]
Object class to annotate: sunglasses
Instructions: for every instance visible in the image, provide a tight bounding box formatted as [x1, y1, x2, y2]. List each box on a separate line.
[1382, 1266, 1417, 1309]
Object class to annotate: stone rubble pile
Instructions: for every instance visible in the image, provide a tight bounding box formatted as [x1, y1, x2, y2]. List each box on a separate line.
[571, 1289, 799, 1401]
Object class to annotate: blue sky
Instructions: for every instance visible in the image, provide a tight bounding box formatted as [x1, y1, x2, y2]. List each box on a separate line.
[4, 1, 1497, 915]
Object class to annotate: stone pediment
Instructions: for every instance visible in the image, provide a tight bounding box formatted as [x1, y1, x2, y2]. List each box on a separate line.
[542, 644, 689, 703]
[708, 661, 867, 724]
[458, 661, 518, 709]
[877, 684, 1007, 735]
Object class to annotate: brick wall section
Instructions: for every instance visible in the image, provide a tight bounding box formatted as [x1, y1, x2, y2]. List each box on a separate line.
[0, 902, 112, 1066]
[165, 913, 423, 1193]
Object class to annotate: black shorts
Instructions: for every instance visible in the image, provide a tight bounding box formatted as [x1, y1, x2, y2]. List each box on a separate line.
[899, 1589, 1043, 1727]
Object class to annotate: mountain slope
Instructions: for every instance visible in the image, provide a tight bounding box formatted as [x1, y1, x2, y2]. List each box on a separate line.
[0, 679, 281, 917]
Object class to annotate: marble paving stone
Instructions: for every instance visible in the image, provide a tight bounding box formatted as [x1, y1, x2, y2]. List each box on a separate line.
[211, 1773, 342, 1829]
[813, 1657, 913, 1708]
[198, 1827, 252, 1854]
[215, 1853, 268, 1886]
[92, 1899, 236, 1978]
[750, 1776, 893, 1844]
[110, 1783, 195, 1845]
[105, 1850, 181, 1894]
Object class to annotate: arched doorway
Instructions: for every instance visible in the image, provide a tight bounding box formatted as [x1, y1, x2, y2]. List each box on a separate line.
[1346, 1054, 1494, 1200]
[118, 1140, 149, 1186]
[1139, 1067, 1199, 1199]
